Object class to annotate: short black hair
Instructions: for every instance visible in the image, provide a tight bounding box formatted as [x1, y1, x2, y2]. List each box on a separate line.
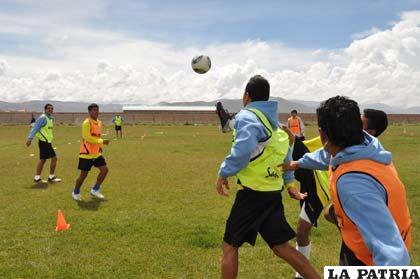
[291, 109, 297, 114]
[363, 109, 388, 137]
[44, 103, 53, 110]
[88, 103, 99, 111]
[245, 75, 270, 101]
[316, 96, 364, 149]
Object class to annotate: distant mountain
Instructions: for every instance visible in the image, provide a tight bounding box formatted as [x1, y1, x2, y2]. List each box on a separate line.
[405, 107, 420, 114]
[289, 99, 320, 109]
[361, 103, 420, 114]
[0, 100, 122, 112]
[360, 103, 398, 113]
[1, 99, 419, 114]
[158, 97, 420, 114]
[159, 97, 315, 113]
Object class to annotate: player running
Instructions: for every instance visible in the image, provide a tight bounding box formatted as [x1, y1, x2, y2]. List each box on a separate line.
[72, 103, 110, 201]
[216, 75, 320, 279]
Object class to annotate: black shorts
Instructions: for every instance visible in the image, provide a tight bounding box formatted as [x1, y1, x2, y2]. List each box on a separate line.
[78, 156, 107, 171]
[293, 137, 328, 226]
[115, 125, 122, 131]
[300, 176, 325, 226]
[38, 140, 56, 159]
[224, 188, 296, 248]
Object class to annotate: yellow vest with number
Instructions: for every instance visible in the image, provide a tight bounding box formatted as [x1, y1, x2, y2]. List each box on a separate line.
[36, 114, 53, 143]
[234, 108, 289, 192]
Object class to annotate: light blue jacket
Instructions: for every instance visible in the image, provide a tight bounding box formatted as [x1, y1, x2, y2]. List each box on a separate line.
[298, 133, 410, 265]
[219, 101, 294, 185]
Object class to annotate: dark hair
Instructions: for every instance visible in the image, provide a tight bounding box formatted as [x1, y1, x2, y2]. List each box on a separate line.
[316, 96, 364, 148]
[291, 109, 297, 114]
[44, 103, 53, 110]
[88, 103, 99, 111]
[363, 109, 388, 137]
[245, 75, 270, 101]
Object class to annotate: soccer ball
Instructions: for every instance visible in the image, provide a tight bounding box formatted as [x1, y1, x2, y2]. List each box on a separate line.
[191, 55, 211, 74]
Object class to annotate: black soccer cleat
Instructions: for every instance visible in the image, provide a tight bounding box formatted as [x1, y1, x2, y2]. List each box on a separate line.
[215, 101, 232, 132]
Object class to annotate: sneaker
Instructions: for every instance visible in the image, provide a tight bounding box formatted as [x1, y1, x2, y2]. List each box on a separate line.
[48, 176, 62, 183]
[90, 190, 105, 200]
[215, 101, 232, 133]
[72, 192, 82, 201]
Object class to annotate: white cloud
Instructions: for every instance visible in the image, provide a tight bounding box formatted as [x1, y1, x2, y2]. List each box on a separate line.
[0, 59, 9, 75]
[1, 11, 420, 108]
[351, 27, 382, 40]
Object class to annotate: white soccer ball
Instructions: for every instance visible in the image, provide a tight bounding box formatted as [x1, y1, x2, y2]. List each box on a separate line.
[191, 55, 211, 74]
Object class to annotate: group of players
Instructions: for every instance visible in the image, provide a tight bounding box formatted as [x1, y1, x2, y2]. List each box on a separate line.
[26, 104, 124, 201]
[26, 75, 411, 279]
[214, 75, 411, 279]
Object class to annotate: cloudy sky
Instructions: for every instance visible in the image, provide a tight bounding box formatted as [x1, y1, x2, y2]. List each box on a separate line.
[1, 0, 420, 107]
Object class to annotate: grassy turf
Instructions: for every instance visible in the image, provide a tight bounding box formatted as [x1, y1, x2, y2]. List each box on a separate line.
[0, 124, 418, 278]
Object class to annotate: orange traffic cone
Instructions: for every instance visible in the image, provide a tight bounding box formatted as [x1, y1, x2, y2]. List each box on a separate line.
[55, 209, 70, 232]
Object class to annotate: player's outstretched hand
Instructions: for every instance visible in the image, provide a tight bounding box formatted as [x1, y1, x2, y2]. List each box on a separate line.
[26, 140, 31, 147]
[279, 161, 299, 171]
[103, 139, 110, 145]
[287, 187, 307, 200]
[216, 176, 229, 197]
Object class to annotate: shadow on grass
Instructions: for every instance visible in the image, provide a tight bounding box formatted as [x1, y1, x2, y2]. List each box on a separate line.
[77, 199, 106, 211]
[27, 182, 49, 189]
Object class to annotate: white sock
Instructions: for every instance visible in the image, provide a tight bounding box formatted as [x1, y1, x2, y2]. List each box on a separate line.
[295, 243, 312, 278]
[34, 175, 41, 180]
[49, 174, 55, 179]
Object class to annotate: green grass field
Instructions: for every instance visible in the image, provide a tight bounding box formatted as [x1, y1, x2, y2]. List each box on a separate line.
[0, 124, 418, 278]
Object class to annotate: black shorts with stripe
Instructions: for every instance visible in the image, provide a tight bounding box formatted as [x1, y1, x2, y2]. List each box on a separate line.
[224, 187, 296, 248]
[38, 140, 56, 160]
